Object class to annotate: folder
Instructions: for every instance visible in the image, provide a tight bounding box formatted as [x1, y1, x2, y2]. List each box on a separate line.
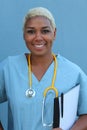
[59, 84, 80, 130]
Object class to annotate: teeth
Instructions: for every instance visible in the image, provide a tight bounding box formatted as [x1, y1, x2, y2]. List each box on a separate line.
[34, 44, 44, 48]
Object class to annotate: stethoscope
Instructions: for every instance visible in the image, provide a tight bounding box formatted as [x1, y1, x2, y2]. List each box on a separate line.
[25, 53, 61, 128]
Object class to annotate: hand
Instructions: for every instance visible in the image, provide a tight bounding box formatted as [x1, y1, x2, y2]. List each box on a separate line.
[0, 121, 4, 130]
[0, 127, 3, 130]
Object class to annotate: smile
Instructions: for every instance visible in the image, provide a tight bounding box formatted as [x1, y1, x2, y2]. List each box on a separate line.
[34, 44, 45, 48]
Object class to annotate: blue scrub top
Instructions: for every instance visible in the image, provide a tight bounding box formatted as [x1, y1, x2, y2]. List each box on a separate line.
[0, 54, 87, 130]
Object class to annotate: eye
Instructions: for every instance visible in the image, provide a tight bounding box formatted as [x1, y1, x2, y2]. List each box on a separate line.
[26, 30, 35, 34]
[41, 29, 50, 34]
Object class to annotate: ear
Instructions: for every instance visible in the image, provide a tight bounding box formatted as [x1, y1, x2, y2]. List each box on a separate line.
[53, 28, 57, 40]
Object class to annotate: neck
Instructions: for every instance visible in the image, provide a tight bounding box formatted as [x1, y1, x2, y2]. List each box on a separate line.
[30, 53, 53, 66]
[27, 52, 56, 81]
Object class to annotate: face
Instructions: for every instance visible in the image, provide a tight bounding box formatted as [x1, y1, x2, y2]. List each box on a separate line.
[23, 16, 56, 56]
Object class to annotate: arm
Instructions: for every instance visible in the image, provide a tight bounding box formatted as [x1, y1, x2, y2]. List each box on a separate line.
[52, 115, 87, 130]
[0, 121, 4, 130]
[70, 68, 87, 130]
[71, 115, 87, 130]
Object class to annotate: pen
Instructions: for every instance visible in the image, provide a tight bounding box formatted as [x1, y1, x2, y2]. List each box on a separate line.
[61, 93, 64, 118]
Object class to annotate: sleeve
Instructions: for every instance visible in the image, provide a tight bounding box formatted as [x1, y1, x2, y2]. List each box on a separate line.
[77, 68, 87, 115]
[0, 59, 7, 103]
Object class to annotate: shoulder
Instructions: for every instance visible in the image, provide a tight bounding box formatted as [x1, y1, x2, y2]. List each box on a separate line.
[57, 54, 78, 67]
[7, 53, 25, 62]
[57, 54, 82, 72]
[0, 54, 25, 70]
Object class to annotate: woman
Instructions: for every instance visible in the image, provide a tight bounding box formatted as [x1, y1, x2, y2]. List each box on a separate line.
[0, 7, 87, 130]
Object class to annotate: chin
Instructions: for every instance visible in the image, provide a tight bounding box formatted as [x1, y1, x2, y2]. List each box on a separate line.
[31, 51, 48, 57]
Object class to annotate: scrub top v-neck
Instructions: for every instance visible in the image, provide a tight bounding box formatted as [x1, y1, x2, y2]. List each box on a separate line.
[0, 53, 87, 130]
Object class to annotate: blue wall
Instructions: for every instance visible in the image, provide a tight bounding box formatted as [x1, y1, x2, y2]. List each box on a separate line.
[0, 0, 87, 129]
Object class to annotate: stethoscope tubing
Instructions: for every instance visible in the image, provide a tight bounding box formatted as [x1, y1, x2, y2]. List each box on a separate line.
[27, 53, 63, 128]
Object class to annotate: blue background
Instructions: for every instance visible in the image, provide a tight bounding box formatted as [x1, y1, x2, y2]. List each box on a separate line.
[0, 0, 87, 129]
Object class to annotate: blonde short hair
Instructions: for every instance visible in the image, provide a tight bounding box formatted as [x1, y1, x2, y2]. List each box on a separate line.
[23, 7, 56, 31]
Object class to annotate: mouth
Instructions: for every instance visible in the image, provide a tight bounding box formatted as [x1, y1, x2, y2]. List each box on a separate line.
[34, 44, 44, 48]
[34, 43, 45, 48]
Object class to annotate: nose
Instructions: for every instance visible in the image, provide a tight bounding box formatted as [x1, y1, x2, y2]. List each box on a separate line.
[34, 32, 43, 41]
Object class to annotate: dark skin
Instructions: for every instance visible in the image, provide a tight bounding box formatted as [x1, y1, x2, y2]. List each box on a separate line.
[0, 12, 87, 130]
[24, 16, 87, 130]
[71, 115, 87, 130]
[53, 115, 87, 130]
[0, 122, 4, 130]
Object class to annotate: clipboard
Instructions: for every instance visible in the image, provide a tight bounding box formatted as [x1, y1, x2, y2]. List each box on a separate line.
[59, 84, 80, 130]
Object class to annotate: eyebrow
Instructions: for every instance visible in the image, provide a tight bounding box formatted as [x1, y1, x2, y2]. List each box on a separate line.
[25, 26, 51, 29]
[42, 26, 51, 29]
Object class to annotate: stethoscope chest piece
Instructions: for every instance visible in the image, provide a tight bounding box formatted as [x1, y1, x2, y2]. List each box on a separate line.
[25, 88, 35, 97]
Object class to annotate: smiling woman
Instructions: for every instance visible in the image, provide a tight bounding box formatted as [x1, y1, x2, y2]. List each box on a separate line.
[23, 16, 56, 58]
[0, 7, 87, 130]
